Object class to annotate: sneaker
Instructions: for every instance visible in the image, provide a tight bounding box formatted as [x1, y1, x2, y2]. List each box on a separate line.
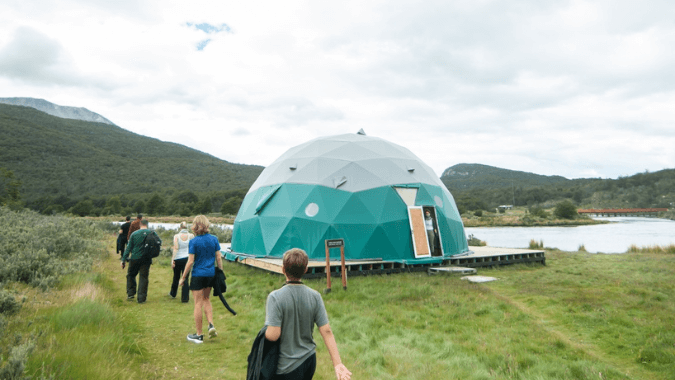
[208, 323, 217, 338]
[187, 333, 203, 344]
[168, 292, 175, 298]
[127, 295, 134, 300]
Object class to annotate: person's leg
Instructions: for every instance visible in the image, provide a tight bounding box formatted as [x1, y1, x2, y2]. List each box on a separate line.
[126, 260, 140, 298]
[170, 261, 181, 298]
[137, 263, 150, 303]
[192, 289, 204, 335]
[173, 259, 190, 302]
[202, 287, 213, 325]
[181, 268, 190, 303]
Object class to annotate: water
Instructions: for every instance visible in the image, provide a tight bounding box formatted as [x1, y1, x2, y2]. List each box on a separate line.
[464, 217, 675, 253]
[112, 222, 233, 230]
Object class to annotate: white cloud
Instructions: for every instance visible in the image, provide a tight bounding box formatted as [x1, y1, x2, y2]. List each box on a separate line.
[1, 0, 674, 180]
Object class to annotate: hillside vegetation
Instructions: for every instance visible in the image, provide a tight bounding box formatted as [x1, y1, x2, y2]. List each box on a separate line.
[444, 164, 675, 217]
[1, 102, 673, 219]
[0, 104, 262, 215]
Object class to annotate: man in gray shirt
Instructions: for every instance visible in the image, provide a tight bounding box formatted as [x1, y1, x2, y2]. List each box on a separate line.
[265, 248, 352, 380]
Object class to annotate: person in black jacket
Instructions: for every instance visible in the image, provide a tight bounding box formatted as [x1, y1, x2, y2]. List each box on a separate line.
[117, 216, 131, 255]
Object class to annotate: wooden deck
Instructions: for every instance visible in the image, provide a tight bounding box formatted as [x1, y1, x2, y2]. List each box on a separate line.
[230, 246, 545, 279]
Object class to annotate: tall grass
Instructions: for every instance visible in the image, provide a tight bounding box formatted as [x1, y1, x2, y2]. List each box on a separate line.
[529, 239, 544, 249]
[627, 244, 675, 254]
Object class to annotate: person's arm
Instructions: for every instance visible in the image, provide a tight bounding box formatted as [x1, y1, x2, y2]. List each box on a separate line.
[318, 324, 352, 380]
[265, 325, 281, 341]
[171, 235, 178, 268]
[215, 250, 223, 270]
[121, 236, 133, 268]
[179, 254, 195, 287]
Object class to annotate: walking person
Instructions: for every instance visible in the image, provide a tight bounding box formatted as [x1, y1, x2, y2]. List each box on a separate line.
[170, 221, 193, 303]
[265, 248, 352, 380]
[127, 213, 143, 240]
[179, 215, 223, 344]
[121, 219, 161, 304]
[117, 215, 131, 255]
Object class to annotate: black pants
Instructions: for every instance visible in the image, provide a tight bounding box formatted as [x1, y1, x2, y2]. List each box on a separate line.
[127, 259, 150, 303]
[272, 353, 316, 380]
[170, 257, 190, 302]
[117, 234, 128, 254]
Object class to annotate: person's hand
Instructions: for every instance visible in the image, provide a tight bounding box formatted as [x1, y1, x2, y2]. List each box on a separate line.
[179, 278, 184, 287]
[171, 260, 175, 268]
[334, 364, 351, 380]
[121, 261, 125, 269]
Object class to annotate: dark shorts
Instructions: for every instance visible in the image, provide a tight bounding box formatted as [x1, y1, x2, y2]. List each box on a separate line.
[190, 275, 215, 291]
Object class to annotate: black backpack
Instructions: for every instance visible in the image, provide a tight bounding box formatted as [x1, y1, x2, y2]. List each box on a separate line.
[141, 231, 162, 261]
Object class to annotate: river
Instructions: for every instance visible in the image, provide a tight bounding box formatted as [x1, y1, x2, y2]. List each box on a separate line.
[119, 218, 673, 254]
[464, 217, 675, 253]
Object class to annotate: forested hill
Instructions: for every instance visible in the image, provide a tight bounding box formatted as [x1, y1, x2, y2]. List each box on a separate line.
[0, 103, 263, 210]
[441, 163, 570, 191]
[442, 163, 675, 213]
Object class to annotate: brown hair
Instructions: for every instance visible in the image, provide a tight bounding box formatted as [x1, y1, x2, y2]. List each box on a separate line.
[179, 221, 187, 230]
[282, 248, 308, 280]
[192, 215, 210, 235]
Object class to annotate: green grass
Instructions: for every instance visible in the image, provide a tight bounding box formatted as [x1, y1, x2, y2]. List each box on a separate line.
[5, 236, 675, 379]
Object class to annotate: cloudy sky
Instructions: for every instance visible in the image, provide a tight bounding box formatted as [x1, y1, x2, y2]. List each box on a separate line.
[1, 0, 674, 180]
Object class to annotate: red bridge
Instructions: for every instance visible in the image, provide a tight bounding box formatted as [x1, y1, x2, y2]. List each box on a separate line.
[577, 208, 668, 217]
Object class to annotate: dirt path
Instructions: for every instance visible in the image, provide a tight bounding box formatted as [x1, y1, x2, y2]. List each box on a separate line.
[103, 237, 248, 379]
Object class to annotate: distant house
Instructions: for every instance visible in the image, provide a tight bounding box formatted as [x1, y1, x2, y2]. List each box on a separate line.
[498, 205, 513, 211]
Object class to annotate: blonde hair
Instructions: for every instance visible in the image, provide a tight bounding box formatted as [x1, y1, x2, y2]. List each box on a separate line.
[283, 248, 308, 280]
[192, 215, 210, 235]
[179, 221, 187, 230]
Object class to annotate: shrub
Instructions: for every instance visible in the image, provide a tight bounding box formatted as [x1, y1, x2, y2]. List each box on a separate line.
[0, 207, 106, 288]
[554, 200, 578, 219]
[467, 234, 487, 247]
[473, 210, 483, 217]
[0, 290, 21, 316]
[529, 206, 549, 218]
[529, 239, 544, 249]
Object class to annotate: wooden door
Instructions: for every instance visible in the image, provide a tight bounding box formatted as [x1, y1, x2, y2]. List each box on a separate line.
[408, 206, 431, 258]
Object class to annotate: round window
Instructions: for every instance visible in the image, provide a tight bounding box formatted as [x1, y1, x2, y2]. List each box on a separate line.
[305, 203, 319, 217]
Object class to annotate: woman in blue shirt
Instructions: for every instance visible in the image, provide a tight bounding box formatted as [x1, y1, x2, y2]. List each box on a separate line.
[179, 215, 223, 344]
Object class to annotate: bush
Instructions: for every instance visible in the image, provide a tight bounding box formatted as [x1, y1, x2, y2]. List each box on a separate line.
[554, 200, 578, 219]
[0, 207, 106, 289]
[0, 290, 21, 316]
[473, 210, 483, 217]
[467, 234, 487, 246]
[0, 340, 35, 380]
[529, 206, 549, 218]
[529, 239, 544, 249]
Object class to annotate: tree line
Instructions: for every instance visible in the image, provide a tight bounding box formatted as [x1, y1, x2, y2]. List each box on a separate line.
[453, 169, 675, 215]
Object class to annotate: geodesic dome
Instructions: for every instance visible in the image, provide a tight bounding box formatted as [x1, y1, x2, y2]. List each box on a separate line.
[230, 131, 469, 263]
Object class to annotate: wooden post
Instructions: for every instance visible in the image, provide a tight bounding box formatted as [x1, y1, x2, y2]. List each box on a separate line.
[324, 239, 346, 293]
[324, 240, 332, 294]
[340, 245, 347, 290]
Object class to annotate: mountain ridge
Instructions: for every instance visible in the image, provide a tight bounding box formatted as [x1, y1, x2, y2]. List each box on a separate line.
[0, 103, 263, 207]
[0, 97, 117, 126]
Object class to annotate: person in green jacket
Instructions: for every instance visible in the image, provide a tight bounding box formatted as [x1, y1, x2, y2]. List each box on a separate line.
[121, 219, 161, 304]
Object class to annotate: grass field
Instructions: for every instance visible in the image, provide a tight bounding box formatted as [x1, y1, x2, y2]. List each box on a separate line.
[6, 233, 675, 379]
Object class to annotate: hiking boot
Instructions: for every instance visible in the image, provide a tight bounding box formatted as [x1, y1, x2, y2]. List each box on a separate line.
[208, 323, 217, 338]
[187, 333, 203, 344]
